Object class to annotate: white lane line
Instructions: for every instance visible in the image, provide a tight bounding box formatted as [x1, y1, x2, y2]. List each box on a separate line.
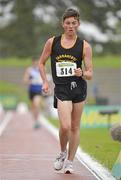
[0, 111, 13, 136]
[76, 148, 116, 180]
[40, 115, 116, 180]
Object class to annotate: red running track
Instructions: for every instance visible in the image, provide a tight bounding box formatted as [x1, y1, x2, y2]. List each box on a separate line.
[0, 111, 98, 180]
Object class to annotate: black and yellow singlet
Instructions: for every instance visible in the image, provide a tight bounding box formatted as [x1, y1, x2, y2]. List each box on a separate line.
[51, 35, 84, 84]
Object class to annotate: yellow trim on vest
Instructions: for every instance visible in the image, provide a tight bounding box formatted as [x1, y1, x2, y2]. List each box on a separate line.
[61, 34, 77, 49]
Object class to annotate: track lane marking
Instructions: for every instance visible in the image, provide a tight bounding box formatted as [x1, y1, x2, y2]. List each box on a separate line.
[0, 111, 13, 136]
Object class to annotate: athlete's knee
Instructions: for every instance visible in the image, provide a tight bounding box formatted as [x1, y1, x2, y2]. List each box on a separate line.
[33, 96, 41, 104]
[71, 125, 80, 133]
[60, 124, 71, 134]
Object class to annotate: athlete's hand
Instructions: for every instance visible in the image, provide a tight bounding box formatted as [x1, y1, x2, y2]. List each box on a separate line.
[74, 68, 83, 77]
[42, 81, 49, 93]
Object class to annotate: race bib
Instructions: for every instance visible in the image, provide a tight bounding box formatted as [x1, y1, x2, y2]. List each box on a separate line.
[56, 61, 77, 77]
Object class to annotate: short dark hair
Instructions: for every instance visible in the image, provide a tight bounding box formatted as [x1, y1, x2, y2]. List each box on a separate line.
[62, 8, 80, 22]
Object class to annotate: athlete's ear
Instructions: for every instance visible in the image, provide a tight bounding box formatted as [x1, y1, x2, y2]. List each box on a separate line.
[78, 20, 81, 26]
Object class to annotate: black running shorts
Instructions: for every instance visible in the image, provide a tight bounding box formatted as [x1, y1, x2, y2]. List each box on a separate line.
[54, 79, 87, 108]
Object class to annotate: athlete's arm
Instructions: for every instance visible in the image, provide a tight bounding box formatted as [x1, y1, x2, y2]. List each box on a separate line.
[82, 40, 93, 80]
[74, 41, 93, 80]
[39, 37, 54, 93]
[23, 68, 30, 85]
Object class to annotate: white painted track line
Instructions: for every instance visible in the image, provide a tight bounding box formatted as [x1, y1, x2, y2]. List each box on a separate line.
[0, 111, 13, 136]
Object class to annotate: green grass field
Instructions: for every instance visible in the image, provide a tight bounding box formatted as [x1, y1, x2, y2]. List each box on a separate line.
[0, 55, 121, 68]
[93, 55, 121, 68]
[80, 128, 121, 170]
[0, 82, 29, 109]
[48, 118, 121, 171]
[0, 57, 31, 67]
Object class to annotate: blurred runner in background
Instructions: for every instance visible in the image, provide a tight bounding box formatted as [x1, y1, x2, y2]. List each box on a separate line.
[23, 58, 43, 129]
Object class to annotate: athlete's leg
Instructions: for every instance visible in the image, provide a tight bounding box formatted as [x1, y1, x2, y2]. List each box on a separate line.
[68, 101, 85, 161]
[57, 99, 72, 152]
[31, 95, 41, 121]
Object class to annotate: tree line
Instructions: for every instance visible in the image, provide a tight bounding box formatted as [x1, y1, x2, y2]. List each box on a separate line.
[0, 0, 121, 58]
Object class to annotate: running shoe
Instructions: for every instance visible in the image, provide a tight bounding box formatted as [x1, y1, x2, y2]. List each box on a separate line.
[54, 150, 67, 170]
[34, 121, 41, 129]
[64, 160, 73, 174]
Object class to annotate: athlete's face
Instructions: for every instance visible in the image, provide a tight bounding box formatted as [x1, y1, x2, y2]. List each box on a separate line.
[62, 17, 80, 36]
